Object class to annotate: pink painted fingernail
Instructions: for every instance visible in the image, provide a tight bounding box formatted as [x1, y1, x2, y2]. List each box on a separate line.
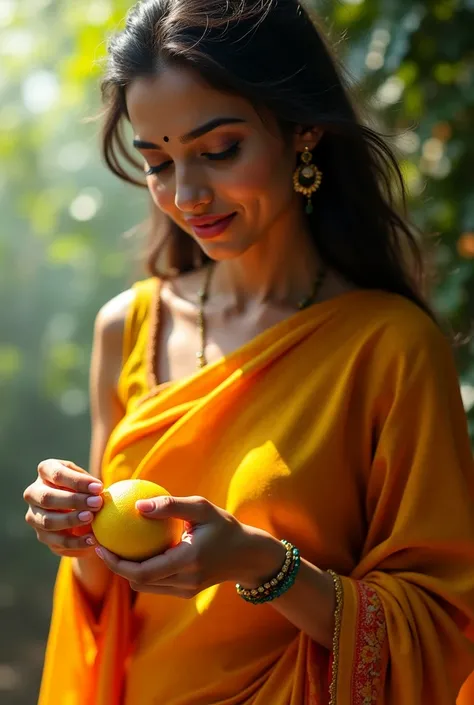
[87, 496, 102, 508]
[79, 511, 93, 522]
[88, 482, 103, 494]
[95, 548, 103, 559]
[86, 536, 96, 546]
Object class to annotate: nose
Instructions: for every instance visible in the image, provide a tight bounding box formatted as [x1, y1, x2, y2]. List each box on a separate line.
[174, 164, 213, 213]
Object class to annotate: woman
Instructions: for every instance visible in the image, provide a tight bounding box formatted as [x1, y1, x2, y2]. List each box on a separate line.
[23, 0, 474, 703]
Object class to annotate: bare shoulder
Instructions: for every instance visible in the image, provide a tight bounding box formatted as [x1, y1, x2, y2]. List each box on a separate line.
[94, 288, 136, 341]
[91, 288, 138, 391]
[89, 289, 138, 474]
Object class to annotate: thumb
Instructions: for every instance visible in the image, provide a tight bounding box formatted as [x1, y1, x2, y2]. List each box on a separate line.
[136, 495, 212, 523]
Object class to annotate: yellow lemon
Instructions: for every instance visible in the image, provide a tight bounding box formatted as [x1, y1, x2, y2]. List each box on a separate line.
[92, 479, 182, 561]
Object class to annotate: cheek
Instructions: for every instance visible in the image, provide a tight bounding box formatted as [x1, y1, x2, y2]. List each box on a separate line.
[225, 150, 294, 205]
[147, 178, 173, 212]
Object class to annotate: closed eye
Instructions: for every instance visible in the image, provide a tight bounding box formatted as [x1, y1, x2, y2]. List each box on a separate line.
[145, 161, 172, 176]
[202, 141, 241, 161]
[145, 141, 241, 176]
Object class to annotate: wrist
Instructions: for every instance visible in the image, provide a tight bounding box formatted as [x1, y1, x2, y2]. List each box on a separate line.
[234, 525, 288, 588]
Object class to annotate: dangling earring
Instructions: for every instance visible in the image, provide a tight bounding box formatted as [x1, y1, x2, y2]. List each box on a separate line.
[293, 147, 323, 214]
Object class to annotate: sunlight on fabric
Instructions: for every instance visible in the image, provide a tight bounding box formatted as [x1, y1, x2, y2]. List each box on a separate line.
[196, 585, 220, 615]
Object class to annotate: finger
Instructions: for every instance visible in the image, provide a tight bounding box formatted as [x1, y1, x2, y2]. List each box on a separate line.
[136, 495, 212, 523]
[129, 584, 196, 598]
[36, 529, 96, 551]
[129, 575, 179, 590]
[59, 459, 89, 474]
[96, 541, 192, 582]
[26, 505, 96, 532]
[95, 547, 152, 581]
[37, 459, 103, 494]
[24, 482, 103, 512]
[130, 572, 200, 589]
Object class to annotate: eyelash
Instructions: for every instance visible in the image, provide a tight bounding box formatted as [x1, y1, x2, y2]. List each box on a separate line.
[145, 141, 241, 176]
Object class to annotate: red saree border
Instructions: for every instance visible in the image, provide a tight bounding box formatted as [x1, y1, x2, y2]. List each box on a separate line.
[351, 581, 387, 704]
[328, 575, 387, 705]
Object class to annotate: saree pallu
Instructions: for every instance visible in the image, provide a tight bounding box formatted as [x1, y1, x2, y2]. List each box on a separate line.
[39, 289, 474, 705]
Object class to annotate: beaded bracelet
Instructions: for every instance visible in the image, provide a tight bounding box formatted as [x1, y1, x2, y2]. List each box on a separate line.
[236, 540, 301, 605]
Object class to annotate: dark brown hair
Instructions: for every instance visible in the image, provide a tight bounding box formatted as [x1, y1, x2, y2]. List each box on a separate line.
[101, 0, 434, 316]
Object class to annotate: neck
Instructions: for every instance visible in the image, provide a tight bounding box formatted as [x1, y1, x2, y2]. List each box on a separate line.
[212, 205, 322, 310]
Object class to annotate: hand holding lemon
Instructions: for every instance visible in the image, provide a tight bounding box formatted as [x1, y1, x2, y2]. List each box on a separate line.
[94, 489, 284, 603]
[92, 479, 183, 561]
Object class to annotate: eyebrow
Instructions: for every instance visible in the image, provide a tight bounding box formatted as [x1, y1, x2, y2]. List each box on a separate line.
[133, 117, 246, 150]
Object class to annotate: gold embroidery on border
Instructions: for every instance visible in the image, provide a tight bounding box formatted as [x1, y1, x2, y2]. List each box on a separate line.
[352, 583, 386, 705]
[327, 570, 343, 705]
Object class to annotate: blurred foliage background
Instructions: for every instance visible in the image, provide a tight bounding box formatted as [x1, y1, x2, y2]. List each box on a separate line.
[1, 0, 473, 702]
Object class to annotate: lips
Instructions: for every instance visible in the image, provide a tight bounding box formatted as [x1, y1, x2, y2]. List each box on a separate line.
[186, 212, 237, 240]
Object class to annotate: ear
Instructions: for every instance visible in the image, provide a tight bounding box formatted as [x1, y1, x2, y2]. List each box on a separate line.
[293, 126, 324, 153]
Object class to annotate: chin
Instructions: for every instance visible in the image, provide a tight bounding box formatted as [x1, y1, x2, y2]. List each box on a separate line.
[197, 238, 256, 262]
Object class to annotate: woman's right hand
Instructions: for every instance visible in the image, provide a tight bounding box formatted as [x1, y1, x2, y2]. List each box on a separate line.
[23, 459, 104, 558]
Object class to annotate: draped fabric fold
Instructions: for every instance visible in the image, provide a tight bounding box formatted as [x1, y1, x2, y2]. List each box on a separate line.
[38, 560, 131, 705]
[38, 289, 474, 705]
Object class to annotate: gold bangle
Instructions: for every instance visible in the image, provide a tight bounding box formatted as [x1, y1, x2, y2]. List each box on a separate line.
[327, 569, 343, 705]
[236, 541, 295, 599]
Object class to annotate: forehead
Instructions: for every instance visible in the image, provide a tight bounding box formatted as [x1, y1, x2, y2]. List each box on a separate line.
[125, 66, 254, 138]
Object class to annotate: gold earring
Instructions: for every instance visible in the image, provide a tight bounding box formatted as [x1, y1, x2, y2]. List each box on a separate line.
[293, 147, 323, 214]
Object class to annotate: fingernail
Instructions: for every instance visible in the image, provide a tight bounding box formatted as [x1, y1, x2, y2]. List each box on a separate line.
[95, 548, 103, 559]
[86, 536, 96, 546]
[87, 496, 102, 508]
[136, 499, 154, 512]
[78, 511, 93, 522]
[88, 482, 103, 494]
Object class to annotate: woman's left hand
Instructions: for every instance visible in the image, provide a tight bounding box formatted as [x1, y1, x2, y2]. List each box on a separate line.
[95, 495, 285, 598]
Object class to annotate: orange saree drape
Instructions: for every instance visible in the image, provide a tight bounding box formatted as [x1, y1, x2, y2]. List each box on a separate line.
[38, 290, 474, 705]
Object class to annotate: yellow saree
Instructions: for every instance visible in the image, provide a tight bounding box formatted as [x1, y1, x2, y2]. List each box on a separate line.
[39, 284, 474, 705]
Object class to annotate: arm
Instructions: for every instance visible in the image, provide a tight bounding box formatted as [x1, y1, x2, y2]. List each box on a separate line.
[95, 316, 474, 701]
[236, 529, 336, 648]
[243, 321, 474, 701]
[72, 289, 134, 607]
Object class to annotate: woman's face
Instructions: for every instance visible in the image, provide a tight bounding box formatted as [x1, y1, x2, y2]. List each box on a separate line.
[126, 65, 314, 261]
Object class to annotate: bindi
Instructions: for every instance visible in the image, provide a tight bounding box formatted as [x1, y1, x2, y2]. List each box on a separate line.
[163, 136, 169, 142]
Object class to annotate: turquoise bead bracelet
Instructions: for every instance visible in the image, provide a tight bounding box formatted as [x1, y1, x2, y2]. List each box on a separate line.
[236, 540, 301, 605]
